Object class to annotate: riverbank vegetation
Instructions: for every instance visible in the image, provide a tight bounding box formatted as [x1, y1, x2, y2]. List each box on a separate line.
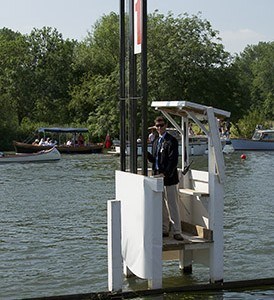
[0, 12, 273, 150]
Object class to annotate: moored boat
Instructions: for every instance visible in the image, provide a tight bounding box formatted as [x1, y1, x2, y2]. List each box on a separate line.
[110, 137, 209, 156]
[13, 140, 104, 154]
[0, 147, 61, 163]
[13, 127, 104, 154]
[109, 130, 228, 156]
[230, 128, 274, 151]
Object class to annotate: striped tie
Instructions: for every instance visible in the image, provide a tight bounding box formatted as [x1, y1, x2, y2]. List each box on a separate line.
[155, 137, 163, 170]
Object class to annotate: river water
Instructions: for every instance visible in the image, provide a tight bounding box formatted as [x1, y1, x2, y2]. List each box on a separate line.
[0, 152, 274, 299]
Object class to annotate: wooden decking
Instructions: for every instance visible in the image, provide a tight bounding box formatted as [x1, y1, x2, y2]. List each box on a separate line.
[163, 221, 213, 251]
[163, 232, 212, 251]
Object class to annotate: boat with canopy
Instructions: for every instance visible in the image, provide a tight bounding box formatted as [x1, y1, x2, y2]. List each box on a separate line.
[13, 127, 104, 154]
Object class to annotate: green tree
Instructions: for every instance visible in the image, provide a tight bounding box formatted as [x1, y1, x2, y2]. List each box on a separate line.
[232, 108, 269, 138]
[71, 12, 239, 138]
[233, 42, 274, 120]
[26, 27, 76, 124]
[69, 72, 119, 139]
[72, 12, 120, 79]
[147, 13, 235, 109]
[70, 13, 120, 138]
[0, 28, 31, 147]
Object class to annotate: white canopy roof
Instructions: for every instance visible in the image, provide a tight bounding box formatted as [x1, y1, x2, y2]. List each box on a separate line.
[151, 101, 231, 119]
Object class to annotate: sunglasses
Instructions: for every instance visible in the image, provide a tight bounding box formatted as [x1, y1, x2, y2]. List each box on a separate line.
[155, 123, 165, 128]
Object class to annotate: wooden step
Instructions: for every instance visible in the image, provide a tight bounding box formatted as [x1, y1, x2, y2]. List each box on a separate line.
[179, 188, 209, 197]
[163, 232, 212, 251]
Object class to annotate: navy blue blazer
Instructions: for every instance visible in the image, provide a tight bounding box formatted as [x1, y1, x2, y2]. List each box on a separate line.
[147, 132, 179, 186]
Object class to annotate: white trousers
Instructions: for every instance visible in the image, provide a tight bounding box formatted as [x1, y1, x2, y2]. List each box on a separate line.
[163, 184, 182, 234]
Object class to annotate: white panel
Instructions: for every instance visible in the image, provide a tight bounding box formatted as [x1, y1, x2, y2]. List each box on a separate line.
[116, 171, 163, 282]
[190, 170, 209, 182]
[107, 200, 122, 291]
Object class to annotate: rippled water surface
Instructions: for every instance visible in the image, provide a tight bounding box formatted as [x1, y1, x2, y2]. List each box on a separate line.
[0, 152, 274, 299]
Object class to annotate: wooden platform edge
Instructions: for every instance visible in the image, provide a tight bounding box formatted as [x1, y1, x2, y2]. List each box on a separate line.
[181, 221, 213, 241]
[25, 278, 274, 300]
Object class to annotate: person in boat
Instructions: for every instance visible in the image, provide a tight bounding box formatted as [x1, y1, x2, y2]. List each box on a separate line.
[38, 138, 45, 146]
[148, 127, 156, 143]
[44, 137, 51, 145]
[78, 133, 85, 146]
[32, 139, 39, 145]
[217, 118, 222, 136]
[262, 133, 270, 140]
[188, 123, 195, 136]
[225, 119, 231, 138]
[147, 116, 184, 241]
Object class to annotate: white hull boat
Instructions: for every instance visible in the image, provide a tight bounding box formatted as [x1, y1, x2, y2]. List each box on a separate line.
[230, 129, 274, 151]
[0, 147, 61, 163]
[109, 123, 232, 156]
[110, 137, 210, 156]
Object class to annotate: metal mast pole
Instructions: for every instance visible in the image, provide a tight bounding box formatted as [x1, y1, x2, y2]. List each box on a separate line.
[129, 0, 137, 173]
[141, 0, 147, 175]
[119, 0, 126, 171]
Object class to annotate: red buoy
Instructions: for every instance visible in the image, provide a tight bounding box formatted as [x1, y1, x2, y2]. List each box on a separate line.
[241, 154, 246, 160]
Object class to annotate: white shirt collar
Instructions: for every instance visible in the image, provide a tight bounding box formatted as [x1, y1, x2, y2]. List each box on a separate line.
[159, 132, 166, 139]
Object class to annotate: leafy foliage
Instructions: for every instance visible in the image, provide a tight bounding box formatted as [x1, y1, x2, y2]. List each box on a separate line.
[26, 27, 76, 124]
[147, 13, 230, 101]
[0, 12, 273, 149]
[232, 108, 271, 138]
[234, 42, 274, 120]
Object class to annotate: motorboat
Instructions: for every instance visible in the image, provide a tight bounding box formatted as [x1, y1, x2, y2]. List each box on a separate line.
[0, 147, 61, 163]
[109, 128, 228, 156]
[110, 136, 209, 156]
[13, 127, 104, 154]
[230, 128, 274, 151]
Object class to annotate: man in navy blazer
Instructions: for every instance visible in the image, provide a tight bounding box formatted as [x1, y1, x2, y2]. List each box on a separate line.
[147, 116, 184, 241]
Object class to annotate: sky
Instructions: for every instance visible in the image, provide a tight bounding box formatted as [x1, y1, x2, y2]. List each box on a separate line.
[0, 0, 273, 54]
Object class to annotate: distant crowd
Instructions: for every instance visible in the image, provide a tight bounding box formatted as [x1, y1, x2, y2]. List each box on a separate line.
[32, 133, 86, 147]
[32, 137, 56, 146]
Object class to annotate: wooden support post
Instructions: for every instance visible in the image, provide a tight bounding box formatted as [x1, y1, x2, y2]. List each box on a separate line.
[179, 250, 193, 274]
[148, 278, 162, 289]
[108, 200, 123, 292]
[207, 107, 225, 184]
[207, 107, 224, 283]
[209, 175, 224, 283]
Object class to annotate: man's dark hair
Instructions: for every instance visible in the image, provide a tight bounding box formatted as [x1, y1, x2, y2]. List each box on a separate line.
[154, 116, 166, 124]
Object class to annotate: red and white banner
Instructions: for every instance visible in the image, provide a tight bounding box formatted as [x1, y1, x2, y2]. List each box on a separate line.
[134, 0, 142, 54]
